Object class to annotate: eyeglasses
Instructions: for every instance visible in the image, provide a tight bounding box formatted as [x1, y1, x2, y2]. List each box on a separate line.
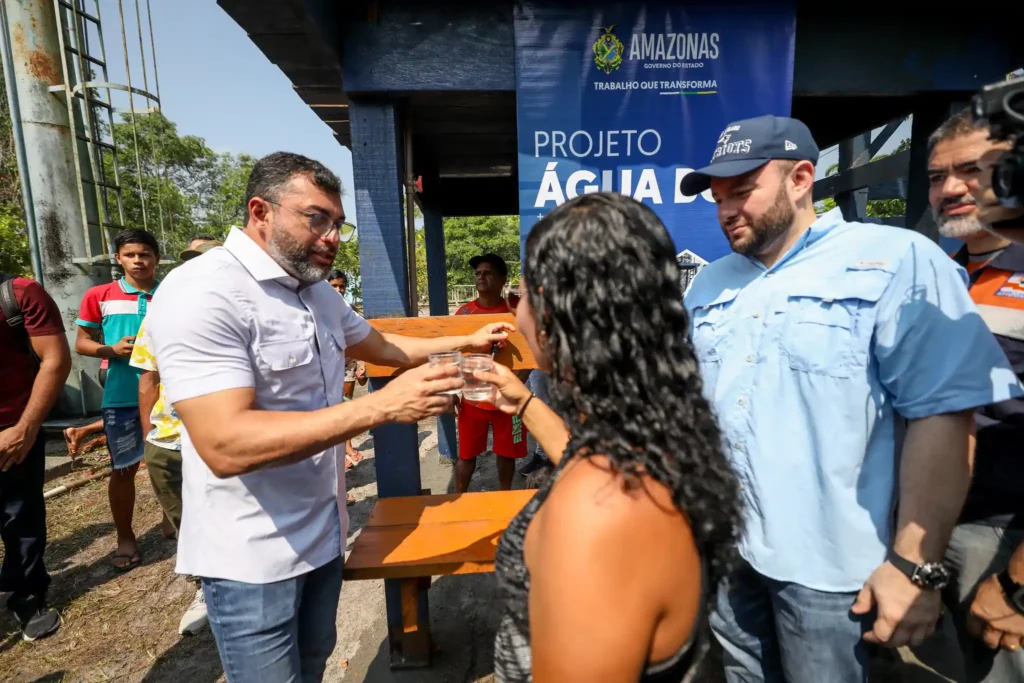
[263, 199, 357, 243]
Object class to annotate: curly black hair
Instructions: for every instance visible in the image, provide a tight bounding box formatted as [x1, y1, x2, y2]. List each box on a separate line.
[523, 192, 742, 586]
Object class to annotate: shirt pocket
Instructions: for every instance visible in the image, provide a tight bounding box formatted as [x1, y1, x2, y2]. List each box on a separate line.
[690, 290, 739, 363]
[256, 338, 315, 372]
[778, 270, 890, 378]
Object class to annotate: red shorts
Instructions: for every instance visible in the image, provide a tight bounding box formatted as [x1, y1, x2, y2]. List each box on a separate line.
[458, 401, 527, 460]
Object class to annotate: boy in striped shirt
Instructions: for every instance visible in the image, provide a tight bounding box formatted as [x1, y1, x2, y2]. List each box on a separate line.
[75, 228, 160, 572]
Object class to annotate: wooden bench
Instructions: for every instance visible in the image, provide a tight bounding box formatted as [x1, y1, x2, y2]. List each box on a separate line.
[352, 313, 540, 668]
[344, 490, 535, 667]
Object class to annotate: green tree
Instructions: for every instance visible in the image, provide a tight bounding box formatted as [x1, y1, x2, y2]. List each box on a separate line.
[203, 152, 256, 234]
[107, 112, 222, 255]
[0, 67, 30, 275]
[333, 235, 362, 300]
[443, 215, 521, 287]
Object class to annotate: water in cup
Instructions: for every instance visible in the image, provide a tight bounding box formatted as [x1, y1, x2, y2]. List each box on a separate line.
[461, 354, 494, 402]
[427, 351, 462, 396]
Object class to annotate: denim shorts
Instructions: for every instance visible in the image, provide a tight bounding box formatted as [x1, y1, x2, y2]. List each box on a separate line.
[102, 407, 145, 470]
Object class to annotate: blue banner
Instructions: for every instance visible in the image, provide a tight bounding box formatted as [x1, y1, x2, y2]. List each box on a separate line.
[514, 2, 796, 265]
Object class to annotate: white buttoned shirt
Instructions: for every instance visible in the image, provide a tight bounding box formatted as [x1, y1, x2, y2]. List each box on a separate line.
[147, 227, 371, 583]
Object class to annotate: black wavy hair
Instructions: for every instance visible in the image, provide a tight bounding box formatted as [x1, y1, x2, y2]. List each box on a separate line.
[523, 192, 741, 585]
[113, 228, 159, 258]
[327, 269, 347, 284]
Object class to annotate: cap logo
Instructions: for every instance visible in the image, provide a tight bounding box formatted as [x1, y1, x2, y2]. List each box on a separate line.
[784, 140, 797, 151]
[712, 135, 753, 161]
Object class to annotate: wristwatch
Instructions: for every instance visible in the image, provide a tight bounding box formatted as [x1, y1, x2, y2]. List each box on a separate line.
[997, 570, 1024, 615]
[886, 549, 951, 590]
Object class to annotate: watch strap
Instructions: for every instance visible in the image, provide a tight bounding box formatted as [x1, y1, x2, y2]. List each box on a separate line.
[886, 549, 919, 582]
[997, 570, 1024, 614]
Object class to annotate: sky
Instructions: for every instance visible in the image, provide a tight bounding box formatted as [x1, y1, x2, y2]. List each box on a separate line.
[91, 0, 910, 223]
[94, 0, 356, 223]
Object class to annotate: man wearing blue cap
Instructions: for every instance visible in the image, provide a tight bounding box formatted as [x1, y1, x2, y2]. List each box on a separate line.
[682, 114, 1023, 682]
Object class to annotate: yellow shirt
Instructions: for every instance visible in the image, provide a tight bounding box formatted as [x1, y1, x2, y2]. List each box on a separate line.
[128, 318, 182, 450]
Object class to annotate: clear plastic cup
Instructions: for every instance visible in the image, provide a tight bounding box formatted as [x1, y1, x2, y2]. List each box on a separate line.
[427, 351, 462, 395]
[460, 354, 494, 402]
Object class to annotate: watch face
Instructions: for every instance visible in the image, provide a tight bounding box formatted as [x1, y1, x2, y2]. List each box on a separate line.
[915, 563, 951, 590]
[1013, 587, 1024, 613]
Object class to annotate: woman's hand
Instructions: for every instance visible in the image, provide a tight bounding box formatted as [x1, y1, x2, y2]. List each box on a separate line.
[473, 363, 531, 415]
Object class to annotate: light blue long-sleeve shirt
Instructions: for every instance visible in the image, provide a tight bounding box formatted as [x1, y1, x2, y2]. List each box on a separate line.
[684, 209, 1022, 592]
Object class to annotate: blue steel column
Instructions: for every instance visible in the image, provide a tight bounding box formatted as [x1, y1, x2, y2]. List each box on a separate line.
[349, 99, 430, 667]
[424, 204, 457, 463]
[836, 133, 870, 222]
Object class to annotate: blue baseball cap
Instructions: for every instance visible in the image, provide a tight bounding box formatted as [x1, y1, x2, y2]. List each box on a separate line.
[680, 115, 820, 196]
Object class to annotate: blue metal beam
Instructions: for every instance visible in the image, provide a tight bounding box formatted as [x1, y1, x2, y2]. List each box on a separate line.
[836, 133, 871, 222]
[341, 4, 514, 93]
[335, 3, 1018, 96]
[350, 98, 429, 667]
[351, 101, 411, 320]
[423, 204, 458, 464]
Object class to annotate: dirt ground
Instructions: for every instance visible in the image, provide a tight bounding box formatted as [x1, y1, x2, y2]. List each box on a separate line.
[0, 416, 517, 683]
[0, 416, 964, 683]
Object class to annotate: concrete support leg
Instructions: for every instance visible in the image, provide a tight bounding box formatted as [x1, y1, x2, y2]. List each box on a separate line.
[3, 0, 105, 414]
[350, 99, 430, 668]
[423, 204, 457, 464]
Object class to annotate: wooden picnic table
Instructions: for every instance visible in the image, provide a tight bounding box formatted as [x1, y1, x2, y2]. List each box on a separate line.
[343, 489, 535, 667]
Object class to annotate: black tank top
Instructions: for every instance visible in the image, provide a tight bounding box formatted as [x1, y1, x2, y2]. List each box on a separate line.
[493, 456, 708, 682]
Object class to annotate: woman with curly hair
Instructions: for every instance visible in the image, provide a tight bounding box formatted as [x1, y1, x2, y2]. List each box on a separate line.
[474, 192, 742, 683]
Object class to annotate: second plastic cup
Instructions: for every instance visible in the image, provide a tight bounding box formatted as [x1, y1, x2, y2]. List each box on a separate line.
[460, 353, 494, 402]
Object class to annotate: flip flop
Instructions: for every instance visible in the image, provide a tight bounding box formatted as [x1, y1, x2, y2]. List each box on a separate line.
[110, 551, 142, 573]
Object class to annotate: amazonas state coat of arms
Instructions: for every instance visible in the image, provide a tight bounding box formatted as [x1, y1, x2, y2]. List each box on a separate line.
[593, 25, 624, 75]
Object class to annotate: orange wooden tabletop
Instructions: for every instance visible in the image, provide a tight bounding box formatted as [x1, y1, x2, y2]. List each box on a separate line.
[344, 490, 535, 580]
[363, 314, 538, 378]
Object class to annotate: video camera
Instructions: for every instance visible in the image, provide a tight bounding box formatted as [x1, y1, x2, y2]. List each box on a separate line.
[972, 73, 1024, 208]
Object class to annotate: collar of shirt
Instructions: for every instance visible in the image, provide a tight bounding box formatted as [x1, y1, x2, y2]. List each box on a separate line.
[224, 226, 302, 291]
[741, 207, 845, 275]
[953, 243, 1024, 284]
[989, 243, 1024, 272]
[118, 277, 160, 297]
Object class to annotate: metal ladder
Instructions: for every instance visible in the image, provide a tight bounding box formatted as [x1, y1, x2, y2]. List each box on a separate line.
[49, 0, 163, 265]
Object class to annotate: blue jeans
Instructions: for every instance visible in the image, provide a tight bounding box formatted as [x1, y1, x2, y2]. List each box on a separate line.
[711, 562, 869, 683]
[203, 556, 343, 683]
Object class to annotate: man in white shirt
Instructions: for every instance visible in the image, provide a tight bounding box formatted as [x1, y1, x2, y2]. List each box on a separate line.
[147, 152, 510, 682]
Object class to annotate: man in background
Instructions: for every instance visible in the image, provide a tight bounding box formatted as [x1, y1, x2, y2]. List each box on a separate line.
[75, 228, 160, 572]
[921, 110, 1024, 681]
[129, 236, 222, 636]
[328, 269, 367, 472]
[0, 273, 71, 640]
[454, 254, 526, 493]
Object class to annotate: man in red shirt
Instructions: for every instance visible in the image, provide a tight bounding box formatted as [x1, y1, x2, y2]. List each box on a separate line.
[0, 274, 71, 641]
[454, 254, 526, 493]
